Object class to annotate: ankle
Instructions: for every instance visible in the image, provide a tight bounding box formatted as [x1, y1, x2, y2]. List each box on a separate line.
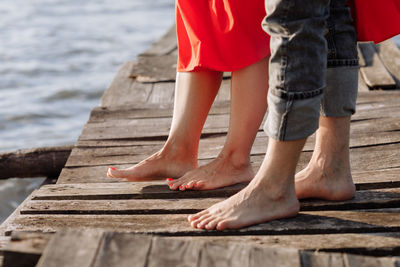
[218, 149, 251, 170]
[159, 142, 197, 164]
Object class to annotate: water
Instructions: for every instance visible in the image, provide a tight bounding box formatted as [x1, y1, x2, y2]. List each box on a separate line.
[0, 0, 175, 223]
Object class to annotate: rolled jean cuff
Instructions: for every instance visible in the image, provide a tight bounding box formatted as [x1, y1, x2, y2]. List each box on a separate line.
[320, 66, 359, 117]
[264, 88, 324, 141]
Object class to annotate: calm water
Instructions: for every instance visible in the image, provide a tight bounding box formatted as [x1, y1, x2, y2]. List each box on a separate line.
[0, 0, 175, 223]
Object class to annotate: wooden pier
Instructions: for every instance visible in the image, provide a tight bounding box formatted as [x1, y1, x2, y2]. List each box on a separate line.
[1, 26, 400, 266]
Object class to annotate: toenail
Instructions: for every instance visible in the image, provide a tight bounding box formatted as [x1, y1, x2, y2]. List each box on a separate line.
[185, 185, 190, 189]
[194, 183, 197, 187]
[169, 184, 173, 188]
[179, 186, 184, 190]
[166, 178, 173, 181]
[109, 166, 116, 170]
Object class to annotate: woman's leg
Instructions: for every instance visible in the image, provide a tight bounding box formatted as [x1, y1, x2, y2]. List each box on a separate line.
[108, 70, 223, 181]
[169, 56, 269, 190]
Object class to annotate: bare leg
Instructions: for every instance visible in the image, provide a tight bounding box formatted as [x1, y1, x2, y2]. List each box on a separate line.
[188, 138, 304, 230]
[108, 70, 223, 181]
[169, 57, 269, 190]
[295, 116, 355, 200]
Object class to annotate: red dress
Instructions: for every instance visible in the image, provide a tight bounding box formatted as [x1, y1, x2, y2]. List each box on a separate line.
[176, 0, 400, 72]
[176, 0, 270, 72]
[350, 0, 400, 43]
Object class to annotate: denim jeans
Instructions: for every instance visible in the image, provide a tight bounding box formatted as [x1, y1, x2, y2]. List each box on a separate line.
[262, 0, 359, 141]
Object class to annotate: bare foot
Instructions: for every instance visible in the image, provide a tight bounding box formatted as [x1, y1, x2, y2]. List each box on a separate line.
[188, 177, 300, 230]
[107, 150, 197, 182]
[295, 116, 355, 201]
[295, 155, 355, 201]
[168, 152, 254, 191]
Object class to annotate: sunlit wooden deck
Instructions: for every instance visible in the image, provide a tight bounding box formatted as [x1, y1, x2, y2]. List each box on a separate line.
[1, 26, 400, 266]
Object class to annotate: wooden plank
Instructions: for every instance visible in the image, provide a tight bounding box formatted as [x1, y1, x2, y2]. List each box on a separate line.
[300, 251, 345, 267]
[343, 253, 396, 267]
[65, 130, 400, 168]
[139, 25, 177, 57]
[146, 236, 202, 267]
[21, 187, 400, 214]
[77, 114, 400, 142]
[4, 209, 400, 236]
[147, 81, 175, 104]
[374, 39, 400, 88]
[2, 232, 52, 267]
[358, 42, 396, 89]
[35, 229, 104, 267]
[5, 232, 400, 259]
[100, 62, 153, 108]
[92, 232, 152, 267]
[131, 55, 177, 83]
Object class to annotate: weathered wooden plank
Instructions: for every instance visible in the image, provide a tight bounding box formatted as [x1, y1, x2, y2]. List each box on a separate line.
[146, 236, 202, 267]
[375, 39, 400, 88]
[31, 182, 244, 200]
[35, 229, 104, 267]
[343, 253, 396, 267]
[21, 187, 400, 214]
[139, 25, 177, 57]
[249, 246, 301, 267]
[92, 232, 152, 267]
[100, 62, 153, 108]
[0, 145, 72, 180]
[358, 42, 396, 89]
[5, 209, 400, 236]
[147, 81, 175, 104]
[66, 130, 400, 168]
[5, 231, 400, 259]
[78, 114, 400, 142]
[131, 55, 177, 83]
[2, 232, 52, 267]
[301, 251, 346, 267]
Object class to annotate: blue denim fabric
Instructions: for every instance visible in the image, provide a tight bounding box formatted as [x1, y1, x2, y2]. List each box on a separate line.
[263, 0, 359, 141]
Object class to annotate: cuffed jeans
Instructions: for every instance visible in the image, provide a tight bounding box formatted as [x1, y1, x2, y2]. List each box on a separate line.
[263, 0, 359, 141]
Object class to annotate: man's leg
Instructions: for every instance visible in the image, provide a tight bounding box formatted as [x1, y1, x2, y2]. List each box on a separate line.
[189, 0, 330, 230]
[296, 0, 358, 200]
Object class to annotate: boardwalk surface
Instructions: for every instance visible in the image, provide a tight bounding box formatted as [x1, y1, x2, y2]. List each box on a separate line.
[1, 26, 400, 266]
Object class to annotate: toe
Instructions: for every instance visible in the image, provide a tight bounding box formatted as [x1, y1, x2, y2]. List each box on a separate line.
[216, 219, 233, 231]
[205, 218, 220, 230]
[188, 209, 209, 222]
[185, 180, 196, 190]
[194, 181, 205, 190]
[197, 216, 215, 229]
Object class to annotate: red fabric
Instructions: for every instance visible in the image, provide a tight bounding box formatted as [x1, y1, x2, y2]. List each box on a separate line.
[350, 0, 400, 43]
[176, 0, 400, 72]
[176, 0, 270, 72]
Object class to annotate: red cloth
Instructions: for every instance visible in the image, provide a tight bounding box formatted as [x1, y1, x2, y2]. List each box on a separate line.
[176, 0, 400, 72]
[176, 0, 270, 72]
[350, 0, 400, 43]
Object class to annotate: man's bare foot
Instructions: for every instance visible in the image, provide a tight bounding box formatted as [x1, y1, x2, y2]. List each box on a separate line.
[295, 116, 356, 201]
[295, 155, 355, 201]
[188, 176, 300, 230]
[107, 150, 197, 182]
[168, 152, 254, 191]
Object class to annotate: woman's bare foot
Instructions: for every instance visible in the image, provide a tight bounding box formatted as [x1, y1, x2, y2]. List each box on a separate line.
[168, 151, 254, 191]
[107, 149, 197, 181]
[295, 116, 355, 201]
[188, 173, 300, 230]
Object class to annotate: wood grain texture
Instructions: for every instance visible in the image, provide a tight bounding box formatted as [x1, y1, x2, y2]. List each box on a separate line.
[4, 208, 400, 236]
[22, 187, 400, 212]
[36, 229, 104, 267]
[92, 232, 152, 267]
[374, 39, 400, 88]
[0, 146, 72, 179]
[358, 42, 396, 89]
[100, 62, 153, 108]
